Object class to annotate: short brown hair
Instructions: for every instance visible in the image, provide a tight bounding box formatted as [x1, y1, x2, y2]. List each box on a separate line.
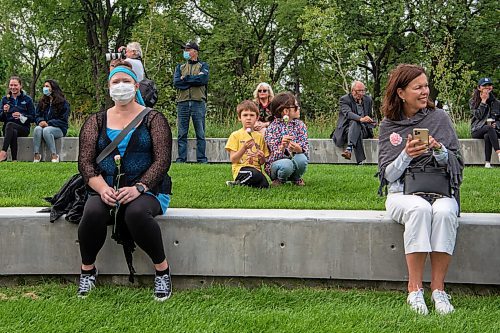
[381, 64, 434, 121]
[237, 100, 259, 117]
[269, 92, 296, 118]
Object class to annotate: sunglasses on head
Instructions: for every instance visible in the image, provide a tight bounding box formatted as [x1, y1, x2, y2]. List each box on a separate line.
[258, 89, 268, 93]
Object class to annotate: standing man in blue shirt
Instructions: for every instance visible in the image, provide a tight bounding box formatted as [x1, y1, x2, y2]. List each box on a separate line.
[173, 41, 209, 163]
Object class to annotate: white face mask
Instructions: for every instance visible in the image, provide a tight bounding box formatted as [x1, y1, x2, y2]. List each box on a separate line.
[109, 82, 136, 105]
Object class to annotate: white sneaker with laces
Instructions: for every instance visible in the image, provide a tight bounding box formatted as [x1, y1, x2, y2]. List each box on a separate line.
[485, 162, 492, 168]
[407, 288, 428, 315]
[432, 289, 454, 315]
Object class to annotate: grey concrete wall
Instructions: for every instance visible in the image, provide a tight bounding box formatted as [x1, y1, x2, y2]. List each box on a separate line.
[1, 137, 498, 165]
[1, 208, 499, 284]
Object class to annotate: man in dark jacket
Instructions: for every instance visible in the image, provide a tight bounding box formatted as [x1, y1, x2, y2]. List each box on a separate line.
[331, 81, 376, 163]
[173, 41, 209, 163]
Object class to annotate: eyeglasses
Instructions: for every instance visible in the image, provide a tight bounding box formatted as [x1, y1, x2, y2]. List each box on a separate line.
[258, 89, 268, 93]
[354, 89, 366, 93]
[287, 105, 300, 110]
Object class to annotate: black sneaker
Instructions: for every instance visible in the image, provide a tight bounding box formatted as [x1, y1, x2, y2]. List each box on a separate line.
[77, 269, 98, 298]
[153, 270, 172, 301]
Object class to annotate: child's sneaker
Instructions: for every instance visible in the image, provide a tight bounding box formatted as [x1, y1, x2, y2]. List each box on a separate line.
[51, 153, 60, 163]
[293, 178, 305, 186]
[33, 153, 41, 163]
[431, 289, 454, 315]
[154, 270, 172, 301]
[271, 179, 284, 187]
[77, 269, 98, 298]
[407, 288, 428, 315]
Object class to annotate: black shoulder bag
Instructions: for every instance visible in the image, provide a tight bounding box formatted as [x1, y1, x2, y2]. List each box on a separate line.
[40, 108, 151, 223]
[403, 154, 451, 204]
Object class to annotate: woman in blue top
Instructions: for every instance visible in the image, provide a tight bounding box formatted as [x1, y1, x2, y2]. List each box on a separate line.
[33, 79, 70, 162]
[77, 62, 173, 301]
[0, 76, 35, 162]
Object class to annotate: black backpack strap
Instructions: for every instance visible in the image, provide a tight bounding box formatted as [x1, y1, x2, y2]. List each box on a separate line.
[96, 107, 151, 164]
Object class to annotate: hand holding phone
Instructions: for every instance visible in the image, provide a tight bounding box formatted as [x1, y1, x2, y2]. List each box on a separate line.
[405, 134, 428, 158]
[412, 128, 429, 146]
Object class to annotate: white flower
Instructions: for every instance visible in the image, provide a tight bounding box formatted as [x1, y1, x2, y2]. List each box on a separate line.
[283, 115, 290, 123]
[114, 155, 121, 166]
[246, 127, 252, 133]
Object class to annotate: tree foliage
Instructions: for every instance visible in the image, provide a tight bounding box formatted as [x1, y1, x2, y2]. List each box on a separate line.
[0, 0, 497, 124]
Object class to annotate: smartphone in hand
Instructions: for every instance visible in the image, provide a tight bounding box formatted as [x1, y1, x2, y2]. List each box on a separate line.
[412, 128, 429, 145]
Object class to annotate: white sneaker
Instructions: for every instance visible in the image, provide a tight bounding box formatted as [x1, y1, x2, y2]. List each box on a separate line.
[432, 289, 454, 315]
[51, 153, 60, 163]
[485, 162, 492, 168]
[407, 289, 428, 315]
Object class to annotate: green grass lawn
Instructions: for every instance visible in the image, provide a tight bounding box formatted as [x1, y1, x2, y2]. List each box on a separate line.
[0, 283, 498, 333]
[0, 163, 498, 213]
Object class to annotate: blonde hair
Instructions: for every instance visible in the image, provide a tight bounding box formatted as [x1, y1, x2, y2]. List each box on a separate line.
[253, 82, 274, 102]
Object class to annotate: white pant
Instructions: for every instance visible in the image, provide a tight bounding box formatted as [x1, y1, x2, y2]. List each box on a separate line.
[386, 193, 459, 255]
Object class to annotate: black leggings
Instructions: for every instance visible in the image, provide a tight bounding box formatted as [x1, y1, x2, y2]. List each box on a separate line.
[2, 122, 30, 160]
[236, 166, 269, 188]
[78, 194, 166, 265]
[472, 126, 500, 162]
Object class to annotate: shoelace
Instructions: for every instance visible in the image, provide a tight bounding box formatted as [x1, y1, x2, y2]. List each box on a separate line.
[434, 290, 452, 304]
[79, 275, 95, 292]
[409, 289, 426, 310]
[155, 275, 170, 293]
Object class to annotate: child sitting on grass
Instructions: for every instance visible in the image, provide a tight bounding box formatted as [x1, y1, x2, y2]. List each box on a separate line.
[265, 92, 309, 186]
[225, 100, 270, 188]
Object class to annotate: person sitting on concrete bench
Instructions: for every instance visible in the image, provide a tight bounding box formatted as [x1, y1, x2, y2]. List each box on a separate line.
[331, 80, 376, 164]
[77, 62, 173, 301]
[225, 100, 269, 188]
[469, 77, 500, 168]
[378, 64, 463, 316]
[33, 79, 70, 163]
[252, 82, 274, 135]
[0, 76, 35, 162]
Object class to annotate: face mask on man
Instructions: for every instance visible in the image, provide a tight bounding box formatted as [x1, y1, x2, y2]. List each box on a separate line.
[183, 51, 191, 60]
[42, 87, 51, 96]
[109, 82, 136, 105]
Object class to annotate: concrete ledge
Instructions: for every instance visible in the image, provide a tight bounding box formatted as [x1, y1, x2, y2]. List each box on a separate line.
[1, 208, 499, 285]
[1, 137, 498, 165]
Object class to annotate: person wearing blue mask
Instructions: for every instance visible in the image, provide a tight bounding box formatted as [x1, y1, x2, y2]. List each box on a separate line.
[33, 79, 70, 162]
[77, 62, 173, 301]
[173, 41, 210, 163]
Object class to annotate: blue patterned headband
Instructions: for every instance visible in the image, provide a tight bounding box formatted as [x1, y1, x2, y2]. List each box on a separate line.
[109, 67, 145, 106]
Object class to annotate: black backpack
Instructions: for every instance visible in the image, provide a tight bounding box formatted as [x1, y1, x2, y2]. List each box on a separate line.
[137, 58, 158, 107]
[139, 78, 158, 107]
